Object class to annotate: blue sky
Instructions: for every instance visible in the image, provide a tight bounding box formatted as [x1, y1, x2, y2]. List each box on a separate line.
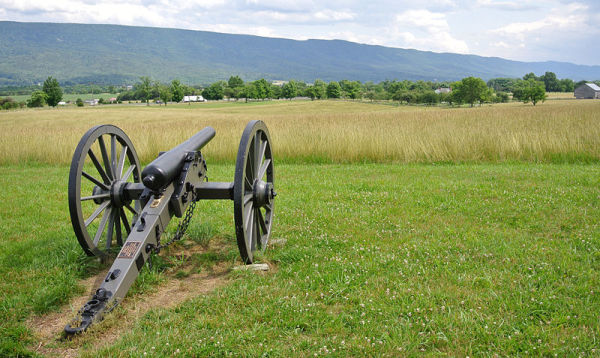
[1, 0, 598, 65]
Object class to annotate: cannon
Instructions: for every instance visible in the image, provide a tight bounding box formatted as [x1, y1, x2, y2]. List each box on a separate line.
[64, 120, 275, 335]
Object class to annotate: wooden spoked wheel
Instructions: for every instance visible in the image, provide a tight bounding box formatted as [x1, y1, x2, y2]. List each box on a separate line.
[233, 120, 275, 264]
[68, 125, 141, 257]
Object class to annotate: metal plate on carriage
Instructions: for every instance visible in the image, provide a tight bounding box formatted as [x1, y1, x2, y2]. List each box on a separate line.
[117, 241, 141, 259]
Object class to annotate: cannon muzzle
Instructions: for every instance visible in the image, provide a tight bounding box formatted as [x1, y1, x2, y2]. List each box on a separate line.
[142, 127, 216, 190]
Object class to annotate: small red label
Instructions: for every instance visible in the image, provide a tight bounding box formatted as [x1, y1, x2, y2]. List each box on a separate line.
[118, 241, 141, 259]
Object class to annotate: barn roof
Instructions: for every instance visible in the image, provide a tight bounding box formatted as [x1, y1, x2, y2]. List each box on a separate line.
[586, 83, 600, 91]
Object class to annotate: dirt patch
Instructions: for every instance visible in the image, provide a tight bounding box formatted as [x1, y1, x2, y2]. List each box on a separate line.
[26, 241, 233, 357]
[26, 234, 278, 357]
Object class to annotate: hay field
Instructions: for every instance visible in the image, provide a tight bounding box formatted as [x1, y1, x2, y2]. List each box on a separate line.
[0, 99, 598, 165]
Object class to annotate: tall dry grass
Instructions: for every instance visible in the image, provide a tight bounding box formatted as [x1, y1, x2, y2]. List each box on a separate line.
[0, 100, 598, 165]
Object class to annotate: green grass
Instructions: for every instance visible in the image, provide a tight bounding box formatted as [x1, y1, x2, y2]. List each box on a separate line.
[1, 163, 599, 356]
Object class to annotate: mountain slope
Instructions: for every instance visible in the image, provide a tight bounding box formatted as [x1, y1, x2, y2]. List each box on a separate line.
[1, 21, 599, 86]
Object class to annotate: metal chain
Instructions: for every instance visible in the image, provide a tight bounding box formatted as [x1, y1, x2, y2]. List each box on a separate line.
[155, 192, 197, 252]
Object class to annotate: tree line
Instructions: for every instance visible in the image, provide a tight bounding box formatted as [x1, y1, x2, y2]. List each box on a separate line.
[1, 71, 595, 110]
[113, 75, 532, 106]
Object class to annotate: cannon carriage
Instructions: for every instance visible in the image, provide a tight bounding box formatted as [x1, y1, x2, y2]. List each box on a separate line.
[64, 120, 275, 335]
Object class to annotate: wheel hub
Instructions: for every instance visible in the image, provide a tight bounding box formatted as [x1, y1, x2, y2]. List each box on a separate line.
[253, 179, 275, 208]
[109, 180, 129, 207]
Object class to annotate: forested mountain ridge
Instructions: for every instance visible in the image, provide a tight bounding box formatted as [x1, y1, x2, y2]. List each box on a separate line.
[1, 21, 599, 86]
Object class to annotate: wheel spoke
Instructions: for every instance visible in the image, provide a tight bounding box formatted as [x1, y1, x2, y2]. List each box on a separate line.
[254, 133, 262, 178]
[93, 207, 112, 245]
[257, 208, 268, 235]
[110, 134, 117, 178]
[244, 201, 254, 233]
[120, 209, 131, 235]
[245, 160, 254, 183]
[257, 138, 267, 175]
[117, 145, 128, 179]
[245, 176, 253, 190]
[121, 164, 136, 182]
[125, 203, 138, 216]
[98, 135, 114, 181]
[246, 209, 254, 247]
[88, 149, 111, 184]
[254, 208, 262, 249]
[115, 210, 123, 246]
[105, 208, 116, 250]
[243, 193, 253, 205]
[85, 200, 111, 227]
[82, 170, 109, 191]
[257, 159, 271, 181]
[81, 193, 110, 202]
[249, 211, 257, 251]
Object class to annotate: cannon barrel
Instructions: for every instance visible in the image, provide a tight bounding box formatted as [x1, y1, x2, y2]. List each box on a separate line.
[141, 127, 216, 190]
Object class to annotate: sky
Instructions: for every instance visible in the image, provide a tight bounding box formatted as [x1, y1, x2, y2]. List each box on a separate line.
[1, 0, 598, 65]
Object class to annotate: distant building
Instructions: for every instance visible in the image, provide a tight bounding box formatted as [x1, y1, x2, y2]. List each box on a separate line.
[435, 87, 451, 94]
[58, 101, 67, 106]
[574, 83, 600, 99]
[272, 80, 287, 87]
[84, 99, 99, 106]
[183, 95, 205, 102]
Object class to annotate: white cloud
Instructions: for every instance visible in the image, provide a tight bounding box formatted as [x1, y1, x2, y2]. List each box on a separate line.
[491, 3, 589, 41]
[314, 10, 355, 21]
[395, 10, 448, 29]
[392, 9, 469, 53]
[246, 9, 355, 24]
[476, 0, 540, 11]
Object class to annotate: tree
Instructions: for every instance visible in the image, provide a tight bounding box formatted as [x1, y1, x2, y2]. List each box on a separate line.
[281, 80, 298, 100]
[560, 78, 574, 92]
[270, 84, 282, 99]
[487, 78, 517, 92]
[27, 90, 47, 107]
[541, 71, 560, 92]
[522, 80, 547, 106]
[42, 76, 62, 107]
[494, 92, 510, 103]
[340, 80, 362, 99]
[202, 81, 225, 100]
[76, 98, 84, 107]
[523, 72, 539, 82]
[326, 81, 342, 98]
[241, 83, 256, 102]
[170, 80, 184, 103]
[452, 77, 488, 107]
[252, 79, 272, 100]
[228, 75, 244, 88]
[158, 84, 173, 105]
[419, 91, 439, 105]
[138, 76, 152, 105]
[312, 79, 327, 99]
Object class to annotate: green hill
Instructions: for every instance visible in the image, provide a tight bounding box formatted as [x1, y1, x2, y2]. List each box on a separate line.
[1, 21, 599, 86]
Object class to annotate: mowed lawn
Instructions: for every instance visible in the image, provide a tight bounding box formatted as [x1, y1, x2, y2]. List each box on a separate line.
[0, 162, 598, 356]
[0, 100, 599, 356]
